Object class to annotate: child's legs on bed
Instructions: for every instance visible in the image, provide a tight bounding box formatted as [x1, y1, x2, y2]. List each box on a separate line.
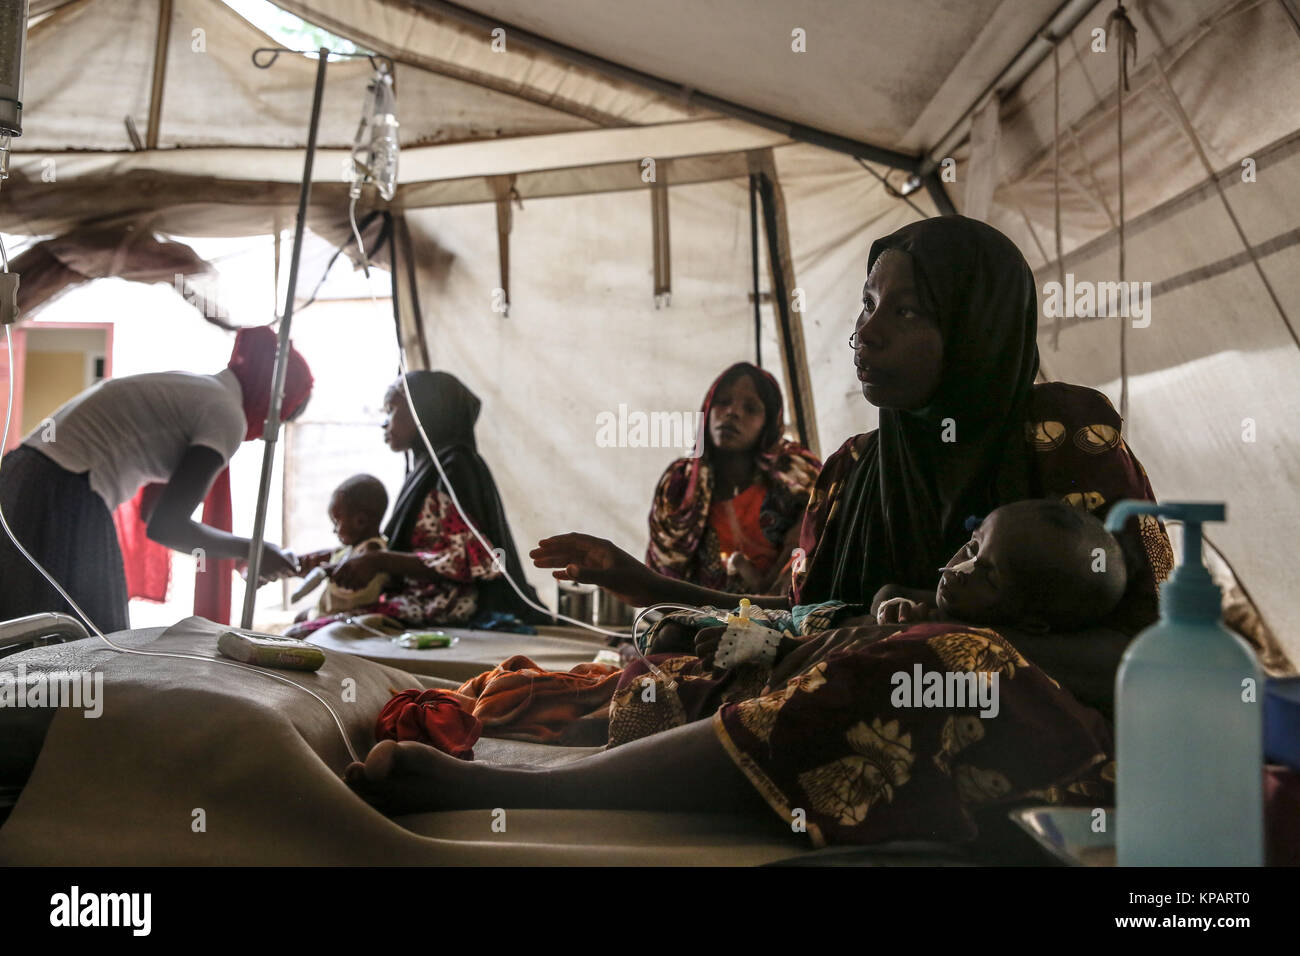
[346, 719, 774, 820]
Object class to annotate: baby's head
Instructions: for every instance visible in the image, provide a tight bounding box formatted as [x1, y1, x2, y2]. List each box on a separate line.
[935, 499, 1127, 632]
[328, 474, 388, 546]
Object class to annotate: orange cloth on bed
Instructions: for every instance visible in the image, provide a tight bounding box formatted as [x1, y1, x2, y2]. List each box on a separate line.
[455, 655, 622, 742]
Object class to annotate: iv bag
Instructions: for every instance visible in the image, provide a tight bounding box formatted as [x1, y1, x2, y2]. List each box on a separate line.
[352, 66, 399, 201]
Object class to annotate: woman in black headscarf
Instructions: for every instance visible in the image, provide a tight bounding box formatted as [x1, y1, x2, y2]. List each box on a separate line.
[297, 370, 547, 632]
[791, 216, 1170, 631]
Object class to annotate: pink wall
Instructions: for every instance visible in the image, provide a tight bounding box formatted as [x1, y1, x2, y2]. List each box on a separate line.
[1, 322, 114, 452]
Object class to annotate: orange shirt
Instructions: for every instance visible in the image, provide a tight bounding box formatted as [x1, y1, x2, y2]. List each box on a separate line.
[708, 482, 779, 573]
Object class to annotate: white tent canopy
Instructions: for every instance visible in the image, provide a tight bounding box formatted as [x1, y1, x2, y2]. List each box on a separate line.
[5, 0, 1298, 662]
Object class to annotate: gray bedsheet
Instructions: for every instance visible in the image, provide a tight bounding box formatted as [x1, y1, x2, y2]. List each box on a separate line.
[0, 617, 807, 865]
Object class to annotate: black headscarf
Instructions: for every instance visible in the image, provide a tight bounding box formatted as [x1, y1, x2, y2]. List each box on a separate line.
[806, 215, 1041, 602]
[383, 370, 550, 624]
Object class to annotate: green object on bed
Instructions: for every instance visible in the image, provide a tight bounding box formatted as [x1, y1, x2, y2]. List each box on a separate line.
[393, 631, 457, 649]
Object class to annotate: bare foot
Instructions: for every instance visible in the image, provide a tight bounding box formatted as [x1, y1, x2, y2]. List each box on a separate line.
[344, 739, 473, 815]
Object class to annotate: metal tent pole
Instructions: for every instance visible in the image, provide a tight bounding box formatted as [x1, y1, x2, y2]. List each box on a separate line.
[749, 172, 762, 366]
[240, 46, 329, 630]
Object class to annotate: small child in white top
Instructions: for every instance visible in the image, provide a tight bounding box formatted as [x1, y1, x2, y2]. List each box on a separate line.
[294, 474, 391, 618]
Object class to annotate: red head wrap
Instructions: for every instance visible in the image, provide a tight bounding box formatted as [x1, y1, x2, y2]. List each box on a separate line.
[226, 326, 314, 440]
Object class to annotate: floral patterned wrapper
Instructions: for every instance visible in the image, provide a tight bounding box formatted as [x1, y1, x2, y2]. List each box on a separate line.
[714, 622, 1114, 848]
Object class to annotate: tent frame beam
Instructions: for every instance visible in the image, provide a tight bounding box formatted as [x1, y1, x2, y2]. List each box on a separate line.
[395, 213, 432, 368]
[750, 151, 819, 456]
[923, 171, 956, 217]
[145, 0, 173, 150]
[1280, 0, 1300, 37]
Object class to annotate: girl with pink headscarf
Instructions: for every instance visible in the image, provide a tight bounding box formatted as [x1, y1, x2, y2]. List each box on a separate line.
[0, 325, 312, 631]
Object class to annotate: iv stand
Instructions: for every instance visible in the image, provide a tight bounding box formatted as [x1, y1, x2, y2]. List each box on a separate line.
[240, 45, 396, 629]
[239, 46, 329, 630]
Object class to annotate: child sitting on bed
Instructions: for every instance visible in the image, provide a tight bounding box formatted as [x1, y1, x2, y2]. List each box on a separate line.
[863, 498, 1128, 632]
[294, 474, 391, 619]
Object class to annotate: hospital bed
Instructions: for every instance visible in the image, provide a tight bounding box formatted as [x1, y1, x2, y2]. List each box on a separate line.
[0, 613, 93, 821]
[0, 615, 1053, 865]
[0, 612, 92, 652]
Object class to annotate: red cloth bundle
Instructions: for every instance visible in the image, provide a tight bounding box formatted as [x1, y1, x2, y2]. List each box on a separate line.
[457, 654, 622, 743]
[375, 689, 482, 760]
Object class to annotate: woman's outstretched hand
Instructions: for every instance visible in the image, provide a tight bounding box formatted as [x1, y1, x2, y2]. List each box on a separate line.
[239, 543, 299, 585]
[530, 533, 658, 607]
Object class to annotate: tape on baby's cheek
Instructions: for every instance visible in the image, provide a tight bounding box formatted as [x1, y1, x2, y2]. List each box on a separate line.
[945, 555, 978, 575]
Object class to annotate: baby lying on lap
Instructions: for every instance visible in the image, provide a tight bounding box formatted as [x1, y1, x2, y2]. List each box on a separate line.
[295, 474, 391, 619]
[864, 498, 1128, 632]
[647, 499, 1129, 667]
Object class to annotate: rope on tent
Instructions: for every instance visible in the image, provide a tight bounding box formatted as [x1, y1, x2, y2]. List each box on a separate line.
[1150, 44, 1300, 353]
[1066, 126, 1118, 229]
[1015, 202, 1051, 265]
[1057, 24, 1119, 232]
[1106, 2, 1138, 431]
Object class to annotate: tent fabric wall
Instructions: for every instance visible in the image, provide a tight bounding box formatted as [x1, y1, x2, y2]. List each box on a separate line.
[23, 0, 600, 152]
[401, 181, 765, 600]
[968, 0, 1300, 654]
[9, 227, 213, 316]
[384, 0, 1057, 153]
[5, 0, 1298, 660]
[273, 0, 710, 127]
[1015, 152, 1300, 658]
[987, 0, 1300, 256]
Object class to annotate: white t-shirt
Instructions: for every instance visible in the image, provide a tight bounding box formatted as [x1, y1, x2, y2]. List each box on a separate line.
[24, 368, 248, 510]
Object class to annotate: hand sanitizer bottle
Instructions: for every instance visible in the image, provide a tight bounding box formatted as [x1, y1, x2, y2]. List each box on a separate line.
[1104, 501, 1263, 866]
